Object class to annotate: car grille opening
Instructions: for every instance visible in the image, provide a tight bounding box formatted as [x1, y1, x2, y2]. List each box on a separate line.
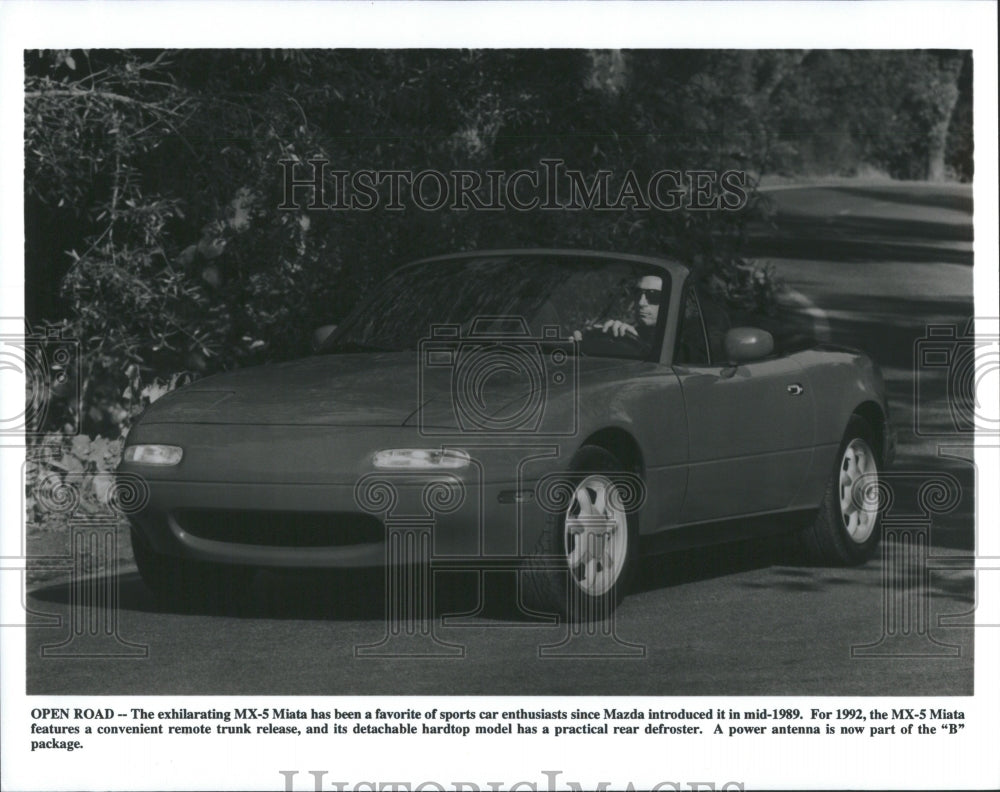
[173, 510, 384, 548]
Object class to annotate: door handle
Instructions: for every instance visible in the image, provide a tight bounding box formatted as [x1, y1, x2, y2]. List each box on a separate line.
[787, 383, 804, 396]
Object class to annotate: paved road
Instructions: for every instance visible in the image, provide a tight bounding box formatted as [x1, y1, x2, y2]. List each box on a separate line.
[25, 180, 977, 696]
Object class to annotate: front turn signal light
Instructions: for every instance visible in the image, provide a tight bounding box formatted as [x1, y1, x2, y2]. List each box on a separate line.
[372, 449, 470, 470]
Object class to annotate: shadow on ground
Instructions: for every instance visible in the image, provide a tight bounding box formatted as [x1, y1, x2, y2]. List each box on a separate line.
[28, 533, 810, 623]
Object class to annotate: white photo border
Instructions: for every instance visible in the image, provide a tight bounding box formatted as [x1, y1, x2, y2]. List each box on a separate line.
[1, 2, 997, 790]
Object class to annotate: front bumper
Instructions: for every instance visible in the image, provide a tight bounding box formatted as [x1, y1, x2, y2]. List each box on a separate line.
[119, 424, 560, 569]
[126, 477, 547, 569]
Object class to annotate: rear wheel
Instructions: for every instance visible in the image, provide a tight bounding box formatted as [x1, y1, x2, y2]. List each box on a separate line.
[524, 445, 638, 620]
[130, 526, 254, 611]
[799, 416, 882, 564]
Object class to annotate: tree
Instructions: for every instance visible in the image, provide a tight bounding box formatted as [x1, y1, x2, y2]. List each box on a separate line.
[26, 49, 971, 440]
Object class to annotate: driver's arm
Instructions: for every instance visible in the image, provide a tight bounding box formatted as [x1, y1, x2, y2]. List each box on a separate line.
[573, 319, 639, 340]
[596, 319, 639, 338]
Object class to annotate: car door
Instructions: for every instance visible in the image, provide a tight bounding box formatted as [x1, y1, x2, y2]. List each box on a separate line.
[672, 288, 815, 524]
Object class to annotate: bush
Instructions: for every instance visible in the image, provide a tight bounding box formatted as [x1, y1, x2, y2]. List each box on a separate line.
[25, 49, 970, 449]
[25, 50, 777, 444]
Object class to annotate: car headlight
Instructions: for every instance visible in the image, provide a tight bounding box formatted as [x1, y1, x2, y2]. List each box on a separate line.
[372, 449, 470, 469]
[123, 444, 184, 466]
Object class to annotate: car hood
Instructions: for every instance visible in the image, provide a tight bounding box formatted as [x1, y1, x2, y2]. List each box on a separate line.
[138, 352, 639, 428]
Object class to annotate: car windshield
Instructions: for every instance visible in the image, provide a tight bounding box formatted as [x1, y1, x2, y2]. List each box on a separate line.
[324, 255, 672, 360]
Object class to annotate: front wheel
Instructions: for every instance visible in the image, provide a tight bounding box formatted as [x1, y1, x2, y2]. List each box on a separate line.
[799, 416, 882, 565]
[524, 445, 639, 620]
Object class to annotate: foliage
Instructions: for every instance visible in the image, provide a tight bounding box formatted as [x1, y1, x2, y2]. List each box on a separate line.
[710, 261, 784, 319]
[24, 49, 971, 447]
[746, 50, 972, 180]
[25, 433, 123, 529]
[25, 377, 179, 531]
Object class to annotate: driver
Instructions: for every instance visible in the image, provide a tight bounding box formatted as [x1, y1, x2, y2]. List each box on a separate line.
[592, 274, 663, 347]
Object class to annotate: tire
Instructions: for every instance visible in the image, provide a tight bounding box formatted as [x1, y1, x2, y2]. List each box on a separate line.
[130, 525, 254, 611]
[799, 416, 882, 565]
[523, 445, 639, 620]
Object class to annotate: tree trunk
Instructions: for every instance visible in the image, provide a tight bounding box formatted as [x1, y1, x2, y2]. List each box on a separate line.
[928, 55, 964, 181]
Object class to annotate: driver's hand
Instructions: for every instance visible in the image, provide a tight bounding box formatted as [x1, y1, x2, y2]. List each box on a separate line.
[596, 319, 639, 339]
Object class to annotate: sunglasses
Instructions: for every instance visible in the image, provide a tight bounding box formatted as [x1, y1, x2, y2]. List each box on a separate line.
[632, 287, 662, 306]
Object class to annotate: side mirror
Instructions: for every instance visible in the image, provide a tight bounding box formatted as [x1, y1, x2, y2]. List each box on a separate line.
[312, 324, 338, 352]
[724, 327, 774, 364]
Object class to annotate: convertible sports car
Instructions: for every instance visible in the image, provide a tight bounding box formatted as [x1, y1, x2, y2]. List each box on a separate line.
[120, 250, 895, 617]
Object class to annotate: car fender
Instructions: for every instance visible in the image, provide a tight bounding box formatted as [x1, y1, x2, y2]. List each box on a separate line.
[793, 347, 892, 509]
[567, 367, 687, 535]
